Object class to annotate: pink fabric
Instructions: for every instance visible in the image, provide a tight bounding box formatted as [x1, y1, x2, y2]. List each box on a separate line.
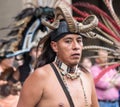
[91, 64, 120, 100]
[94, 63, 120, 83]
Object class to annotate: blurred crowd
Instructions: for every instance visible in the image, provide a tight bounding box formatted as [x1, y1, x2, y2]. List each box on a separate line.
[81, 50, 120, 107]
[0, 46, 42, 107]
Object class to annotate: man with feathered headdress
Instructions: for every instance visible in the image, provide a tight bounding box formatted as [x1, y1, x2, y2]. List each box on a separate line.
[17, 1, 99, 107]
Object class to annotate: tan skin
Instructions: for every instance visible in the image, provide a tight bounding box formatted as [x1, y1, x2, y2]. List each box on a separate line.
[17, 34, 99, 107]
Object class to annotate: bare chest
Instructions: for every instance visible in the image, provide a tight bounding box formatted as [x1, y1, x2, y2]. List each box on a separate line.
[37, 73, 92, 107]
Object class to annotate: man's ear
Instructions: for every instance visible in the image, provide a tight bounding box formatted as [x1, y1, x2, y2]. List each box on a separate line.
[50, 41, 58, 52]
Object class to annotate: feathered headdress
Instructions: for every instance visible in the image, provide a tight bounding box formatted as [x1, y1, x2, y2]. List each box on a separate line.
[39, 1, 98, 44]
[60, 0, 120, 62]
[61, 0, 120, 83]
[0, 0, 60, 58]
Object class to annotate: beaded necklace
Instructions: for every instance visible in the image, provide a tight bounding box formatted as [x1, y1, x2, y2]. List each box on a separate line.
[55, 57, 89, 107]
[55, 57, 81, 80]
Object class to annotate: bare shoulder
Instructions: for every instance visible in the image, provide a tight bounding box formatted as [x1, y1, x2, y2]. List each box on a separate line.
[17, 64, 53, 106]
[20, 64, 53, 94]
[33, 64, 52, 78]
[85, 71, 93, 78]
[80, 65, 93, 76]
[80, 66, 94, 83]
[82, 70, 93, 79]
[24, 64, 52, 85]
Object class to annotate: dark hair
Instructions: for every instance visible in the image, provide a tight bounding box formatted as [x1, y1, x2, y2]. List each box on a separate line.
[35, 36, 56, 68]
[17, 52, 32, 83]
[0, 57, 7, 63]
[0, 58, 3, 63]
[0, 84, 11, 97]
[23, 52, 32, 64]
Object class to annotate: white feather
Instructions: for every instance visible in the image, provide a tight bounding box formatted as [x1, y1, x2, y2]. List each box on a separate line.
[38, 0, 44, 7]
[37, 0, 60, 8]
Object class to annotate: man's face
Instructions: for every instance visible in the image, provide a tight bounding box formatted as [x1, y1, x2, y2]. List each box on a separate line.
[96, 50, 108, 64]
[51, 34, 83, 66]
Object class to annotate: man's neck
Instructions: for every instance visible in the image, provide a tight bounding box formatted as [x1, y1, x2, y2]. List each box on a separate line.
[54, 57, 78, 73]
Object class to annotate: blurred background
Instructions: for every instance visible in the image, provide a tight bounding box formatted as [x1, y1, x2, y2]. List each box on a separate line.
[0, 0, 22, 38]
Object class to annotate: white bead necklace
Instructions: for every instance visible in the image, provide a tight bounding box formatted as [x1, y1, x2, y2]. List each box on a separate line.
[55, 57, 89, 107]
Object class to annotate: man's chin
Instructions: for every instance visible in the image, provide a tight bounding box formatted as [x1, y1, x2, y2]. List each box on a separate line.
[69, 60, 80, 66]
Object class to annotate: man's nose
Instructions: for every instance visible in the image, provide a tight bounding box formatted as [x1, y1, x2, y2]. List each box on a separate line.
[72, 41, 81, 50]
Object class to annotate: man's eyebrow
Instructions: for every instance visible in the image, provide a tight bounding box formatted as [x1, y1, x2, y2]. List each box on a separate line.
[77, 36, 82, 39]
[63, 37, 72, 40]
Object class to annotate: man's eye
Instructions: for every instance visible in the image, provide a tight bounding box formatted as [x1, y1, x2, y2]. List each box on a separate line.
[65, 40, 71, 43]
[77, 39, 82, 43]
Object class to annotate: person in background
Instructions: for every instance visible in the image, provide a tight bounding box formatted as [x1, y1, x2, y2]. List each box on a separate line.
[0, 56, 15, 86]
[0, 56, 21, 107]
[15, 55, 24, 67]
[13, 45, 42, 85]
[91, 49, 120, 107]
[81, 57, 92, 72]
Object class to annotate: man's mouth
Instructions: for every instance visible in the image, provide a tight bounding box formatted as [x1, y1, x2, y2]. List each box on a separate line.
[71, 53, 80, 58]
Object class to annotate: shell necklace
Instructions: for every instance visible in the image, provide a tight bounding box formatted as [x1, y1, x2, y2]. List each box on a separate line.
[55, 57, 89, 107]
[55, 57, 80, 80]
